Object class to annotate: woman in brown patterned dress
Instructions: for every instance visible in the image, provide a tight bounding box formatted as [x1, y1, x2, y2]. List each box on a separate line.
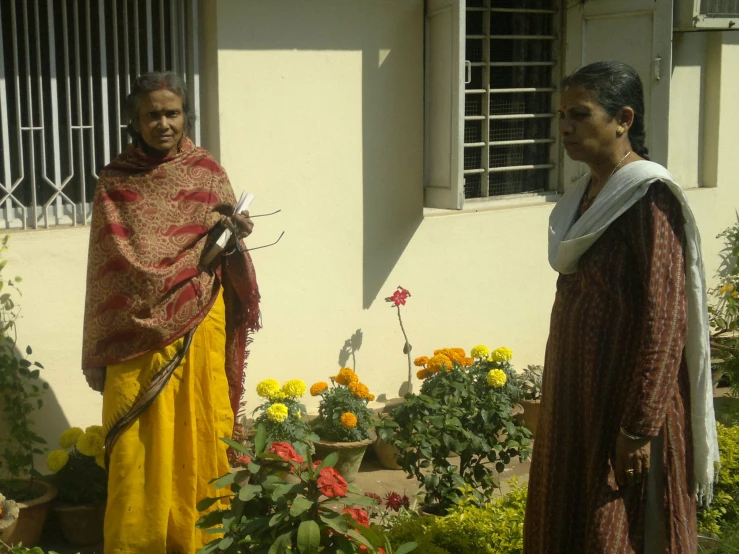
[523, 61, 719, 553]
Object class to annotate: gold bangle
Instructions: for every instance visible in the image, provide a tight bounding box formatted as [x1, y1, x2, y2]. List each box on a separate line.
[620, 427, 646, 441]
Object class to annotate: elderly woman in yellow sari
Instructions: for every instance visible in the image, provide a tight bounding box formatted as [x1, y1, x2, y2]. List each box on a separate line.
[81, 71, 260, 553]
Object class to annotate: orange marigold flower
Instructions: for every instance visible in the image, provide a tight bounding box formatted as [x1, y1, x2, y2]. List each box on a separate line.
[413, 356, 429, 367]
[335, 368, 359, 386]
[451, 348, 466, 358]
[461, 357, 474, 367]
[340, 412, 358, 429]
[349, 381, 371, 400]
[310, 382, 329, 396]
[427, 354, 452, 373]
[416, 369, 429, 379]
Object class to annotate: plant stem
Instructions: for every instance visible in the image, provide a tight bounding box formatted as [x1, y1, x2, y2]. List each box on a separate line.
[397, 306, 413, 395]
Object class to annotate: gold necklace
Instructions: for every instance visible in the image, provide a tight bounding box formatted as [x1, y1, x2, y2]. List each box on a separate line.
[585, 151, 632, 202]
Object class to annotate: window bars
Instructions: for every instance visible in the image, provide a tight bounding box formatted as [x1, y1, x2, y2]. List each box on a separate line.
[463, 0, 558, 199]
[0, 0, 199, 229]
[700, 0, 739, 17]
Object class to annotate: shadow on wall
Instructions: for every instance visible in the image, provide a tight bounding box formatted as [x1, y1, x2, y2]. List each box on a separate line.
[215, 0, 425, 309]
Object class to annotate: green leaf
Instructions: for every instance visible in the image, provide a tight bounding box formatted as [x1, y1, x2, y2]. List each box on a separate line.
[255, 424, 267, 454]
[196, 496, 225, 512]
[317, 451, 339, 469]
[238, 484, 262, 502]
[218, 537, 234, 550]
[268, 531, 293, 554]
[396, 543, 418, 554]
[220, 437, 251, 454]
[213, 471, 237, 489]
[25, 345, 32, 355]
[319, 512, 349, 534]
[289, 497, 314, 517]
[297, 520, 321, 553]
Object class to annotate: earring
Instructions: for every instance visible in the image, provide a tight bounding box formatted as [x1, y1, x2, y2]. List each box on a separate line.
[617, 126, 625, 136]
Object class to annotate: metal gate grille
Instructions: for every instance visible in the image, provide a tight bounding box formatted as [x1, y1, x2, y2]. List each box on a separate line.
[0, 0, 200, 230]
[701, 0, 739, 17]
[463, 0, 558, 199]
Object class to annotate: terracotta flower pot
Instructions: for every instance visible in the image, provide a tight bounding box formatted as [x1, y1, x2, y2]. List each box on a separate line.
[516, 399, 542, 437]
[52, 503, 106, 546]
[0, 480, 58, 548]
[313, 433, 375, 483]
[372, 436, 402, 470]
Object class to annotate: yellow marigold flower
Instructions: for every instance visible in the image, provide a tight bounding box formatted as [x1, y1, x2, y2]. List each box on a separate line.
[266, 403, 289, 423]
[95, 454, 106, 469]
[85, 425, 104, 438]
[733, 291, 739, 298]
[416, 368, 429, 380]
[47, 449, 69, 473]
[76, 430, 105, 458]
[368, 393, 375, 401]
[414, 356, 430, 367]
[461, 357, 474, 367]
[340, 412, 358, 429]
[489, 347, 513, 363]
[720, 285, 730, 294]
[256, 379, 281, 399]
[310, 382, 329, 396]
[335, 368, 359, 386]
[281, 379, 307, 399]
[59, 427, 84, 449]
[470, 345, 490, 359]
[427, 354, 452, 373]
[487, 369, 507, 388]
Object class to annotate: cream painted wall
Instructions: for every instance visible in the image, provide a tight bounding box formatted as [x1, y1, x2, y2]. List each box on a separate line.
[4, 3, 739, 457]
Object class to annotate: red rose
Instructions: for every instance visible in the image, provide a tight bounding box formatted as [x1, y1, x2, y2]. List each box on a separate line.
[317, 466, 348, 498]
[268, 442, 304, 465]
[342, 507, 370, 527]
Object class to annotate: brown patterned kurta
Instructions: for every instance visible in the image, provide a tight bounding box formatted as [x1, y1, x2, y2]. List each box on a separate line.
[524, 182, 697, 553]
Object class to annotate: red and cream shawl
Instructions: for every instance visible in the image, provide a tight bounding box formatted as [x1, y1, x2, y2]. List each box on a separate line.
[82, 137, 260, 417]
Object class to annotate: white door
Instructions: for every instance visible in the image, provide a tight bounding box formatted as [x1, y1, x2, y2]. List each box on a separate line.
[563, 0, 673, 186]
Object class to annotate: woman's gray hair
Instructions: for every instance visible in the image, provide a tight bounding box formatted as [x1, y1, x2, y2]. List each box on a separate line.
[124, 71, 197, 142]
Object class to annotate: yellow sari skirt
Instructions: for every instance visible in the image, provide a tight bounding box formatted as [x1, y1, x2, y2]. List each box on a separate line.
[102, 291, 233, 554]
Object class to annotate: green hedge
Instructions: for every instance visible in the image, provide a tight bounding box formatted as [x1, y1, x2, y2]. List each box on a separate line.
[699, 423, 739, 536]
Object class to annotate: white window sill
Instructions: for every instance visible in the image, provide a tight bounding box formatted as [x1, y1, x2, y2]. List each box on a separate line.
[423, 191, 561, 218]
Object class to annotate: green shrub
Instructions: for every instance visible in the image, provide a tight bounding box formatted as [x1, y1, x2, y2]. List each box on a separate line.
[387, 480, 528, 554]
[699, 424, 739, 536]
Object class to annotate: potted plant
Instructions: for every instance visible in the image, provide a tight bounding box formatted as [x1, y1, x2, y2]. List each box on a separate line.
[45, 426, 107, 546]
[195, 424, 417, 554]
[0, 236, 57, 549]
[378, 345, 531, 515]
[513, 365, 543, 437]
[250, 378, 317, 444]
[309, 368, 376, 482]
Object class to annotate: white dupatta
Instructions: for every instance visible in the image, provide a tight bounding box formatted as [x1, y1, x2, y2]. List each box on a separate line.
[548, 160, 720, 506]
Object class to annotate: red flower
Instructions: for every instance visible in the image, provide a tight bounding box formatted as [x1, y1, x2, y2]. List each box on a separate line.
[235, 454, 252, 466]
[313, 460, 322, 470]
[342, 507, 370, 527]
[268, 442, 304, 465]
[384, 491, 410, 511]
[364, 492, 382, 503]
[317, 466, 348, 498]
[359, 548, 385, 554]
[386, 286, 411, 307]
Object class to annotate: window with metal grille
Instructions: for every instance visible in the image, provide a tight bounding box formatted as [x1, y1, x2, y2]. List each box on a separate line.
[700, 0, 739, 17]
[0, 0, 199, 230]
[462, 0, 558, 199]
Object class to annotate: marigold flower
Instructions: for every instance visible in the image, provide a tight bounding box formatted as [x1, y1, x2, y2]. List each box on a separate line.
[85, 425, 104, 438]
[281, 379, 307, 399]
[310, 382, 329, 396]
[733, 291, 739, 298]
[386, 286, 411, 307]
[317, 466, 348, 498]
[256, 379, 281, 399]
[46, 449, 70, 473]
[342, 507, 370, 527]
[461, 357, 474, 367]
[59, 427, 84, 449]
[77, 430, 105, 458]
[340, 412, 358, 429]
[470, 345, 490, 359]
[487, 369, 507, 388]
[348, 381, 371, 400]
[450, 348, 466, 359]
[416, 368, 429, 380]
[489, 347, 513, 363]
[266, 403, 289, 423]
[413, 356, 429, 367]
[0, 494, 20, 531]
[335, 368, 359, 386]
[427, 354, 452, 373]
